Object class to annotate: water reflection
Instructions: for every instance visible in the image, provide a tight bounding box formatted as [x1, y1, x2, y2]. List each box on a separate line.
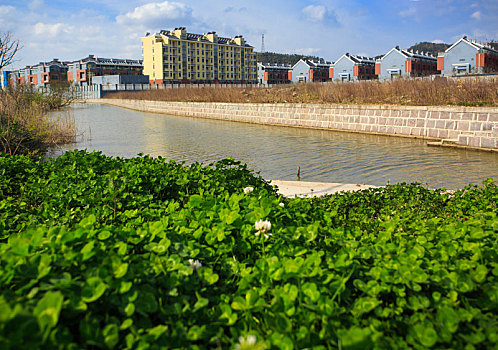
[50, 103, 498, 189]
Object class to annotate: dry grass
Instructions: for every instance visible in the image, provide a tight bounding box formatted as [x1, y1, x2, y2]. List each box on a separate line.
[106, 78, 498, 107]
[0, 86, 76, 156]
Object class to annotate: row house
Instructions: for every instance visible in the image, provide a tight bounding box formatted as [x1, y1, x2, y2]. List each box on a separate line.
[34, 59, 68, 87]
[331, 53, 376, 81]
[438, 37, 498, 76]
[142, 27, 257, 84]
[291, 59, 332, 83]
[17, 66, 33, 86]
[9, 59, 68, 87]
[375, 47, 437, 80]
[257, 63, 292, 85]
[67, 55, 143, 86]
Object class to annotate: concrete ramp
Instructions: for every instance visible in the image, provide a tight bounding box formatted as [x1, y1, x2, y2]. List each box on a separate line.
[270, 180, 378, 198]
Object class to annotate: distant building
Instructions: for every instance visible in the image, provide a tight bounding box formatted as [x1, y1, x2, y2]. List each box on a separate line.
[8, 70, 19, 87]
[142, 27, 257, 84]
[437, 37, 498, 76]
[9, 56, 142, 87]
[67, 55, 143, 86]
[291, 59, 332, 83]
[257, 63, 292, 85]
[16, 66, 34, 86]
[331, 53, 376, 81]
[8, 59, 68, 87]
[91, 74, 150, 85]
[375, 47, 438, 80]
[36, 59, 68, 87]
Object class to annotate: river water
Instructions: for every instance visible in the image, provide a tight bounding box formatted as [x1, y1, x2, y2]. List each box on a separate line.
[49, 103, 498, 189]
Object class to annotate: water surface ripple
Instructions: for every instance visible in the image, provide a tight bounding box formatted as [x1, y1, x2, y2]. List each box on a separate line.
[50, 103, 498, 189]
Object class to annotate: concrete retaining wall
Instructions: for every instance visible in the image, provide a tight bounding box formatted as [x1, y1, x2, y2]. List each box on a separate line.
[92, 99, 498, 150]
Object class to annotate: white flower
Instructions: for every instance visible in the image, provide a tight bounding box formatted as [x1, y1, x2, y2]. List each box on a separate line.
[235, 335, 261, 350]
[245, 335, 257, 345]
[188, 259, 202, 271]
[255, 219, 271, 232]
[243, 186, 254, 194]
[279, 202, 285, 208]
[255, 220, 272, 237]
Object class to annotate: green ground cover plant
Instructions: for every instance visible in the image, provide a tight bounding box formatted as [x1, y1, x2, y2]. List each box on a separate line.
[0, 150, 497, 349]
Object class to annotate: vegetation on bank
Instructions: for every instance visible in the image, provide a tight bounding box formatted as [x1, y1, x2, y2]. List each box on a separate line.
[0, 150, 496, 349]
[256, 52, 325, 66]
[0, 84, 76, 156]
[407, 42, 450, 57]
[107, 78, 498, 107]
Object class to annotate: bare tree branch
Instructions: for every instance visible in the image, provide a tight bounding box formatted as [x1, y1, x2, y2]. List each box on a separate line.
[0, 31, 21, 71]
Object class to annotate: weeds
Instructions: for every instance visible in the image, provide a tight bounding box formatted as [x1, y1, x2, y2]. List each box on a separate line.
[0, 86, 76, 156]
[107, 78, 498, 107]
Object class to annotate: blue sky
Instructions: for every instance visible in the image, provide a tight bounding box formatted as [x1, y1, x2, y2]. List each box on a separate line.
[1, 0, 497, 69]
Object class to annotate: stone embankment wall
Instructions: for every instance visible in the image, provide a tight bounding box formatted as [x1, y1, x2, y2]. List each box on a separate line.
[93, 99, 498, 150]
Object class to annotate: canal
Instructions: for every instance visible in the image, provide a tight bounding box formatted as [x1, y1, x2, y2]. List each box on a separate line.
[50, 103, 498, 189]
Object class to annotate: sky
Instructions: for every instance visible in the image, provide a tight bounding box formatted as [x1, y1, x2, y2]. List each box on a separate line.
[1, 0, 497, 69]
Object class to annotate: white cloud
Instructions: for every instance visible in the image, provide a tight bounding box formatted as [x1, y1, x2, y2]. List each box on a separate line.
[116, 1, 193, 29]
[431, 39, 444, 44]
[301, 5, 339, 25]
[29, 0, 44, 11]
[0, 5, 15, 15]
[0, 5, 17, 29]
[302, 5, 327, 22]
[399, 7, 417, 18]
[33, 22, 73, 38]
[471, 11, 481, 20]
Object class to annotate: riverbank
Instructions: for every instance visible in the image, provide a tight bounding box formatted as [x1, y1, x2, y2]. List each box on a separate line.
[106, 79, 498, 107]
[86, 99, 498, 152]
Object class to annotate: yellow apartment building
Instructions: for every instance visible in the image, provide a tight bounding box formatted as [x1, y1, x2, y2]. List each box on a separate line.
[142, 27, 257, 84]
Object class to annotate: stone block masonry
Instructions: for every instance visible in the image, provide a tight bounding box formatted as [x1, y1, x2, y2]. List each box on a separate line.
[91, 99, 498, 151]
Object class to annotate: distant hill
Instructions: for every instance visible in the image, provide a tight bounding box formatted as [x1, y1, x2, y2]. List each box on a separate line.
[256, 52, 325, 66]
[408, 42, 450, 56]
[257, 40, 498, 66]
[488, 42, 498, 50]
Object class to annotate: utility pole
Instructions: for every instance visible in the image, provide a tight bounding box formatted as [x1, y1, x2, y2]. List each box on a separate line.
[261, 34, 265, 53]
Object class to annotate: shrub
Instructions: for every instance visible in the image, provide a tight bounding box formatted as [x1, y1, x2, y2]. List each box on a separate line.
[0, 86, 75, 156]
[0, 151, 496, 349]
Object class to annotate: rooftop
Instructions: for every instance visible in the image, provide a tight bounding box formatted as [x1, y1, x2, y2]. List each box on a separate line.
[258, 62, 292, 69]
[74, 55, 143, 66]
[155, 27, 254, 48]
[444, 37, 498, 55]
[377, 47, 438, 62]
[340, 53, 376, 64]
[301, 59, 333, 68]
